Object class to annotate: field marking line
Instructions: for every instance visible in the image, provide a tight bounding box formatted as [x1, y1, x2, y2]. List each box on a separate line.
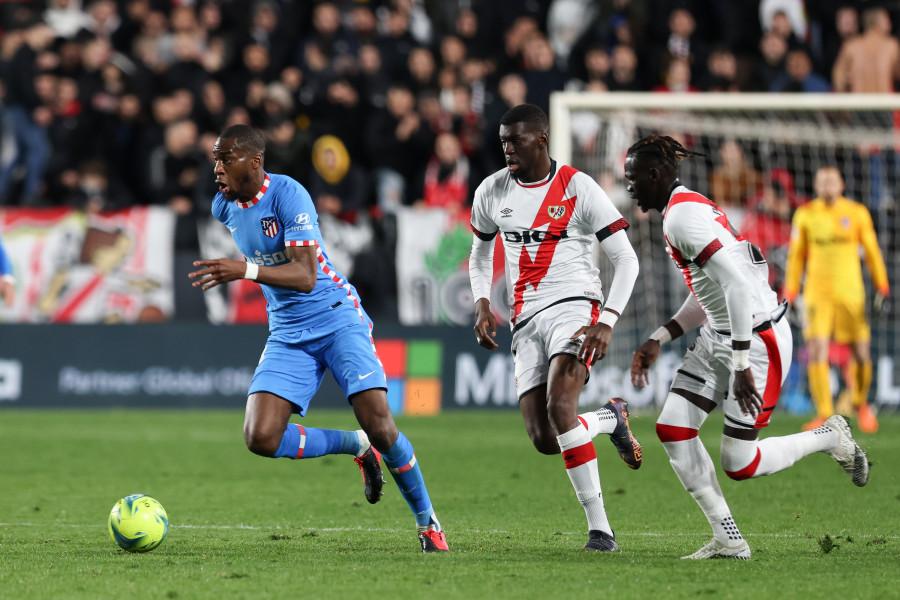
[1, 523, 897, 539]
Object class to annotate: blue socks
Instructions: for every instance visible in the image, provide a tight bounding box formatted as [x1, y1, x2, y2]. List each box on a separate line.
[273, 424, 362, 459]
[272, 425, 440, 531]
[381, 432, 436, 529]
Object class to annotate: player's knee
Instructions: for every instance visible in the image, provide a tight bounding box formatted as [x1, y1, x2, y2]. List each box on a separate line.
[243, 425, 280, 457]
[526, 427, 560, 455]
[720, 438, 759, 480]
[656, 422, 698, 443]
[364, 423, 397, 452]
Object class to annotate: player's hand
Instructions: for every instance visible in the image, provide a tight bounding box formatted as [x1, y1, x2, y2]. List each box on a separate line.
[189, 258, 248, 291]
[474, 298, 498, 350]
[571, 323, 611, 365]
[874, 292, 889, 315]
[631, 339, 660, 388]
[0, 277, 14, 307]
[732, 368, 763, 417]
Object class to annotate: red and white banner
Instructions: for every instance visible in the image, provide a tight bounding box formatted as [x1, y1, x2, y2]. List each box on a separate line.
[197, 216, 267, 324]
[0, 206, 175, 323]
[395, 206, 507, 326]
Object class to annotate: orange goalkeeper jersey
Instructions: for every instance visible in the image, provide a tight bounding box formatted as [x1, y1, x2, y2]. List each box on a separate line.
[784, 196, 889, 302]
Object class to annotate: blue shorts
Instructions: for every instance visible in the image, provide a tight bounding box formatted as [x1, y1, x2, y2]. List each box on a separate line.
[248, 303, 387, 416]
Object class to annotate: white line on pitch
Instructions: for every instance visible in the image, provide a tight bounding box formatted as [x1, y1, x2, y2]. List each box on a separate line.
[0, 523, 896, 539]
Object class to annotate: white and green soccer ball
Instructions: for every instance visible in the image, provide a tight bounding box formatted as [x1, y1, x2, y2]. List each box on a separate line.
[108, 494, 168, 553]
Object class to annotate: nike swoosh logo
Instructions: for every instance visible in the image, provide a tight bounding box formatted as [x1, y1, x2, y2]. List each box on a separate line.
[227, 226, 238, 232]
[358, 371, 376, 380]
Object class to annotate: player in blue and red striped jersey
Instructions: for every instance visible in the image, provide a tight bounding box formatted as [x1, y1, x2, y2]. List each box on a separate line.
[189, 124, 448, 553]
[626, 135, 869, 560]
[468, 104, 642, 552]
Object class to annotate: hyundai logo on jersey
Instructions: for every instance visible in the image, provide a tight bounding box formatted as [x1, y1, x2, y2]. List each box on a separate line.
[295, 213, 310, 224]
[260, 216, 280, 238]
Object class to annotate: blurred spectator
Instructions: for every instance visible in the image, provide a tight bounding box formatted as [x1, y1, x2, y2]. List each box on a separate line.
[753, 31, 789, 91]
[44, 0, 91, 39]
[410, 131, 479, 214]
[0, 22, 55, 205]
[439, 34, 467, 72]
[518, 33, 567, 113]
[60, 157, 133, 213]
[376, 8, 418, 80]
[195, 79, 229, 135]
[708, 139, 762, 223]
[364, 83, 432, 213]
[308, 134, 373, 279]
[820, 4, 858, 76]
[357, 43, 390, 110]
[741, 173, 795, 295]
[572, 43, 610, 90]
[547, 0, 598, 66]
[769, 47, 831, 92]
[406, 46, 437, 95]
[244, 0, 292, 75]
[760, 1, 807, 43]
[648, 7, 709, 90]
[700, 45, 741, 92]
[832, 6, 900, 93]
[263, 115, 312, 185]
[498, 15, 539, 75]
[607, 44, 641, 91]
[146, 118, 202, 248]
[652, 57, 699, 92]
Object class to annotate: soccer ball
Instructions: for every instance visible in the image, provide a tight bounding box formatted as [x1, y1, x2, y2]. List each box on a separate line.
[108, 494, 169, 553]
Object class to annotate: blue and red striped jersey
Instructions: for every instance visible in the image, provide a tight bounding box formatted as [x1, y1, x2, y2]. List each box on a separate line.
[211, 172, 358, 336]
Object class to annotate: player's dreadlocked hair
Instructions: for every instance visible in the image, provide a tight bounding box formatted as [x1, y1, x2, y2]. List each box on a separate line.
[500, 104, 549, 132]
[626, 135, 704, 167]
[220, 124, 266, 156]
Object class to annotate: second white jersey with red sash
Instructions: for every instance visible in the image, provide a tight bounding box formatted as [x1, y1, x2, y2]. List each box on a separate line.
[470, 161, 628, 327]
[662, 185, 778, 332]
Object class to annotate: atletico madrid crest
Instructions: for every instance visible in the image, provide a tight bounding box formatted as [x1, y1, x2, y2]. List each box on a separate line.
[548, 205, 566, 219]
[261, 216, 280, 238]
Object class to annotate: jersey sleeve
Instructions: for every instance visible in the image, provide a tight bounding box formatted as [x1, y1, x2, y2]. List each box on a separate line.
[857, 204, 890, 295]
[210, 194, 226, 223]
[470, 179, 498, 240]
[573, 173, 629, 240]
[665, 203, 722, 266]
[0, 236, 12, 277]
[277, 180, 319, 247]
[783, 207, 808, 302]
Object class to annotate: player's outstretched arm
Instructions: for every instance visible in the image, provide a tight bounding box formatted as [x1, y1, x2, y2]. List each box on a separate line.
[189, 246, 318, 292]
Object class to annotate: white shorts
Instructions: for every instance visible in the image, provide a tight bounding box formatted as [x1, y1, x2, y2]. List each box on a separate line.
[511, 300, 601, 398]
[669, 317, 792, 429]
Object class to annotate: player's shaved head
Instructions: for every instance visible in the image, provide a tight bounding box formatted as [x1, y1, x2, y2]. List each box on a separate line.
[500, 104, 549, 133]
[219, 124, 266, 156]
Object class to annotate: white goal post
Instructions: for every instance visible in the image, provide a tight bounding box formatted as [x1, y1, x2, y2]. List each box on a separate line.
[550, 92, 900, 413]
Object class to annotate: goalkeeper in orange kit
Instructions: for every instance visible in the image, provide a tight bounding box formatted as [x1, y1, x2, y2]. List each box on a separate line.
[784, 166, 889, 433]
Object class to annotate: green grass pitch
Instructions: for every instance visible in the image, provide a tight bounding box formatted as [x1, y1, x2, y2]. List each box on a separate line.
[0, 408, 897, 599]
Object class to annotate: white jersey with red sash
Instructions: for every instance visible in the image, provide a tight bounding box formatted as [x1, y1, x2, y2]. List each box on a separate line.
[662, 185, 778, 334]
[470, 161, 628, 328]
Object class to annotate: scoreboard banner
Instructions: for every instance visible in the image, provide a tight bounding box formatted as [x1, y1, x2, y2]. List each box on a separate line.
[0, 206, 175, 323]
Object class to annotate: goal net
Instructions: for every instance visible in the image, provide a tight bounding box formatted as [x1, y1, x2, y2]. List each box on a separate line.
[550, 92, 900, 414]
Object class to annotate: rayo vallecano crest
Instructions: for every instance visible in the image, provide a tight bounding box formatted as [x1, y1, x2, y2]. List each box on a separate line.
[547, 205, 566, 219]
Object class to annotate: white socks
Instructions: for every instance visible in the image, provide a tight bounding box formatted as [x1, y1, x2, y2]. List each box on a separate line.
[577, 407, 617, 438]
[557, 426, 611, 534]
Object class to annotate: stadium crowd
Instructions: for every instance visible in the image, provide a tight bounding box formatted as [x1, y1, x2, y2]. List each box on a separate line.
[0, 0, 895, 318]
